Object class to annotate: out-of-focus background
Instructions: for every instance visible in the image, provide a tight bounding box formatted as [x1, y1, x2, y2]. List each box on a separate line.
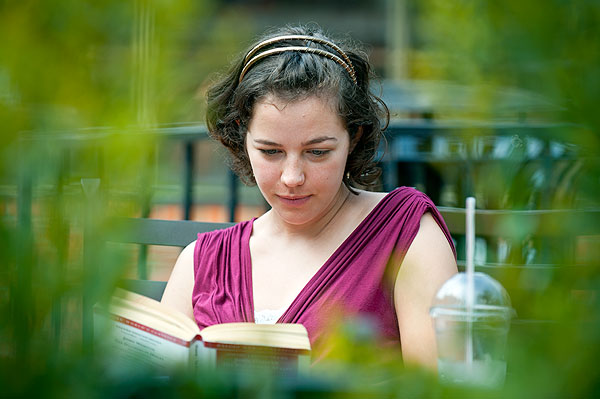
[1, 0, 599, 397]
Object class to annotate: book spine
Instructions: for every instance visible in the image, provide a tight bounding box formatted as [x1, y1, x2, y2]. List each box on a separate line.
[188, 337, 215, 375]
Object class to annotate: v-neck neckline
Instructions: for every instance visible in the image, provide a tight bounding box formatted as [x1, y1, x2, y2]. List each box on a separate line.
[242, 188, 398, 323]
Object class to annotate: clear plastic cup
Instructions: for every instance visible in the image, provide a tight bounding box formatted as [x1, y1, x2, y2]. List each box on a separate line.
[430, 272, 515, 388]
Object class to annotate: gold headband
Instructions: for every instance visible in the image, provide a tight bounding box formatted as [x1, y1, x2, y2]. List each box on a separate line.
[238, 35, 358, 85]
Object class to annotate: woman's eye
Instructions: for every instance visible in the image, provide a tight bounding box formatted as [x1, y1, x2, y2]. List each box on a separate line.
[309, 149, 329, 156]
[259, 149, 280, 155]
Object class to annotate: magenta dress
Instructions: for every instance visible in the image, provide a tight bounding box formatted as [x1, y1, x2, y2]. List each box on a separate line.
[191, 187, 455, 358]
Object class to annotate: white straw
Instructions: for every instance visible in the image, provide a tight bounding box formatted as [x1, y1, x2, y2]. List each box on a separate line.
[466, 196, 476, 279]
[465, 196, 476, 372]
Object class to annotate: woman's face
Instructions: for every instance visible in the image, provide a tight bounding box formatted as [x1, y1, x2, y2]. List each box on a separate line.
[246, 94, 351, 227]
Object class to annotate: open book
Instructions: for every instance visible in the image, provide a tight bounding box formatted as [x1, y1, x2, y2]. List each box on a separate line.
[93, 288, 311, 375]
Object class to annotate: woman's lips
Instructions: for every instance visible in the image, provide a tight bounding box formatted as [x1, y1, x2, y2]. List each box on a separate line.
[277, 195, 311, 206]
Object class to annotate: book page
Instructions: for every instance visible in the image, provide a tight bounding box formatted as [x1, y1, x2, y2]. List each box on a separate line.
[110, 288, 200, 339]
[94, 309, 195, 372]
[200, 322, 311, 351]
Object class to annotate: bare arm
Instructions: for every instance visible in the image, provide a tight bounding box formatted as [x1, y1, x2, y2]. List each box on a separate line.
[394, 212, 458, 370]
[161, 240, 196, 320]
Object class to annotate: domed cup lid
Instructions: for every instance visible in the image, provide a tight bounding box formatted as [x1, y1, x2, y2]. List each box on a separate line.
[430, 272, 516, 320]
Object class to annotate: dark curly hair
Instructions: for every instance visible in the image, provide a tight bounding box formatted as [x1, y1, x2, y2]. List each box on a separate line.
[206, 24, 389, 192]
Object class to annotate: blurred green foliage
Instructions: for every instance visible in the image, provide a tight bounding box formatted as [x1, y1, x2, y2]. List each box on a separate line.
[412, 1, 600, 397]
[0, 0, 599, 397]
[411, 0, 600, 211]
[0, 0, 238, 397]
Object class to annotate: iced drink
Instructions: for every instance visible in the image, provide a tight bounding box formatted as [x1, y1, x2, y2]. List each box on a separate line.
[430, 272, 515, 388]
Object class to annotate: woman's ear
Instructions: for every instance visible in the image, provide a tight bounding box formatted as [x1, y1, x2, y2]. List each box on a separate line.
[349, 126, 363, 153]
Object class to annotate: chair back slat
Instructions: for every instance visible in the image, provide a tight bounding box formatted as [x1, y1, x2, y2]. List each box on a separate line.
[108, 217, 234, 247]
[438, 207, 600, 238]
[119, 279, 168, 301]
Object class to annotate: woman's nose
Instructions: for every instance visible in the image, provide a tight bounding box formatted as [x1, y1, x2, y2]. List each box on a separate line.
[281, 159, 305, 187]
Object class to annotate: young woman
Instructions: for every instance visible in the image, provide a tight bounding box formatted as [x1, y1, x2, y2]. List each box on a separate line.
[162, 25, 457, 369]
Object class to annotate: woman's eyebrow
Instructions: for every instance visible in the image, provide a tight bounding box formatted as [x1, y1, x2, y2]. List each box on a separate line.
[302, 136, 338, 146]
[252, 136, 338, 146]
[253, 139, 282, 147]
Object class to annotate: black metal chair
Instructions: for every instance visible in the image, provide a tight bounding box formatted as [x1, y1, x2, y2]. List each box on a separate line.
[108, 217, 234, 300]
[83, 217, 234, 347]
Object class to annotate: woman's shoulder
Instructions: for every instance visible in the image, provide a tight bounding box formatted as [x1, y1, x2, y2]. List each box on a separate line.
[196, 219, 254, 246]
[388, 186, 430, 200]
[355, 186, 431, 211]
